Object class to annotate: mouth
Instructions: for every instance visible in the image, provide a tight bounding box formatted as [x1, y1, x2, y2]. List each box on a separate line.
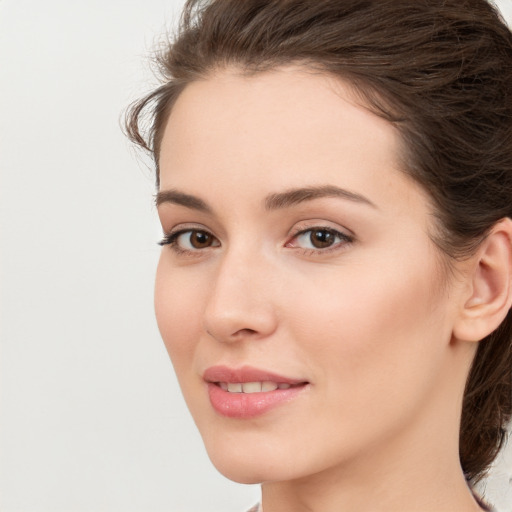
[204, 366, 309, 418]
[216, 381, 301, 393]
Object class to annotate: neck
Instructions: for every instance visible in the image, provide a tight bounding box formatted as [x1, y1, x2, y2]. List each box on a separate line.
[261, 454, 482, 512]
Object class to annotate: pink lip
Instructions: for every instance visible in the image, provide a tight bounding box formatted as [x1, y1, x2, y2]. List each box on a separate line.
[203, 365, 305, 385]
[204, 365, 309, 419]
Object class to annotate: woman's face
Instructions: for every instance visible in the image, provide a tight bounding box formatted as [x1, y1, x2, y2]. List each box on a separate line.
[155, 68, 466, 483]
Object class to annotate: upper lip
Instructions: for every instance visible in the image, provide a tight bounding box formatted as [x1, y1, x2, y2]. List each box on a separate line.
[203, 365, 307, 385]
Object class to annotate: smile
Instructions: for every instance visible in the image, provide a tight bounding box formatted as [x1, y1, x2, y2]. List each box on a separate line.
[204, 366, 309, 418]
[217, 381, 295, 393]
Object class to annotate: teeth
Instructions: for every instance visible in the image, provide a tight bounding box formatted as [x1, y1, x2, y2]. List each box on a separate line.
[219, 381, 290, 393]
[242, 382, 262, 393]
[261, 381, 278, 392]
[227, 382, 242, 393]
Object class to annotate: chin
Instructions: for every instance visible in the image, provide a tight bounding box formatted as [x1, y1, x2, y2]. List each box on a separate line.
[207, 452, 270, 484]
[202, 436, 299, 484]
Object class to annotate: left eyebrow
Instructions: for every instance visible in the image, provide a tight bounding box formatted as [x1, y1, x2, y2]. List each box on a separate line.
[264, 185, 377, 210]
[155, 189, 212, 213]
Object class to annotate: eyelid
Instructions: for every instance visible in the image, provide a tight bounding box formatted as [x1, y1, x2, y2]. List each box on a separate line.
[160, 222, 213, 239]
[288, 220, 354, 240]
[158, 221, 354, 256]
[285, 223, 355, 254]
[158, 224, 220, 250]
[287, 227, 352, 244]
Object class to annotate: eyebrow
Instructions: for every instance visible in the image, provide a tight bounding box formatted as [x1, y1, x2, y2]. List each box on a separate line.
[264, 185, 377, 210]
[155, 189, 212, 213]
[156, 185, 376, 212]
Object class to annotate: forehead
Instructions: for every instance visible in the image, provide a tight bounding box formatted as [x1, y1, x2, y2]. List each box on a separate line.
[161, 66, 396, 150]
[158, 66, 427, 218]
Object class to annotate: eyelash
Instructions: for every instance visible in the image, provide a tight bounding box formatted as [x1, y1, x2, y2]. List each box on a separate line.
[159, 226, 354, 256]
[287, 226, 354, 255]
[158, 228, 218, 256]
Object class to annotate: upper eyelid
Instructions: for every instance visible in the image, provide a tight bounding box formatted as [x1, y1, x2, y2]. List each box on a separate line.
[289, 222, 355, 239]
[164, 222, 215, 235]
[289, 227, 354, 244]
[160, 221, 355, 245]
[293, 225, 346, 234]
[159, 224, 216, 240]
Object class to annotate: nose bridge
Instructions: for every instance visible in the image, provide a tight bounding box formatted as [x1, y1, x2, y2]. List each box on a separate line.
[203, 241, 277, 342]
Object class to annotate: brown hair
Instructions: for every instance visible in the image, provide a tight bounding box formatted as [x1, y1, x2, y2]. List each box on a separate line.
[125, 0, 512, 483]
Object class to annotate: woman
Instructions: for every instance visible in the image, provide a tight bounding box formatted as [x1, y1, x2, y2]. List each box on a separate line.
[125, 1, 512, 510]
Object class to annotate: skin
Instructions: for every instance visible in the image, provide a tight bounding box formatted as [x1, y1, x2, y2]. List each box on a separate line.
[155, 67, 485, 512]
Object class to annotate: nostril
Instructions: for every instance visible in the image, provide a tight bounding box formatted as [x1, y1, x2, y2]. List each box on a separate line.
[206, 327, 259, 342]
[236, 328, 258, 336]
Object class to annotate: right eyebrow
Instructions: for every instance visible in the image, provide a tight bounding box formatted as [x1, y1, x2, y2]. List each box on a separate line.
[155, 189, 212, 213]
[264, 185, 377, 210]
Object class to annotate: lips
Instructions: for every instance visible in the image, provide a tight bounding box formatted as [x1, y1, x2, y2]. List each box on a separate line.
[218, 381, 295, 393]
[204, 365, 309, 418]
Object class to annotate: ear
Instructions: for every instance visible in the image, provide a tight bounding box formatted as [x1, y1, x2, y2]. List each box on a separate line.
[452, 218, 512, 343]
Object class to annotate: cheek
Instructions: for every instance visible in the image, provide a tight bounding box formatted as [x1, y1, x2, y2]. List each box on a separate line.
[288, 253, 450, 401]
[154, 255, 205, 367]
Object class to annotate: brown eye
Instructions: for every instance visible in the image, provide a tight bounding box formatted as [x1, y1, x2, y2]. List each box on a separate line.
[309, 229, 336, 248]
[159, 229, 220, 251]
[286, 227, 353, 252]
[189, 230, 214, 249]
[178, 229, 219, 250]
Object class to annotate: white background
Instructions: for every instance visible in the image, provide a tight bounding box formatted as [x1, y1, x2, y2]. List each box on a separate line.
[0, 1, 511, 511]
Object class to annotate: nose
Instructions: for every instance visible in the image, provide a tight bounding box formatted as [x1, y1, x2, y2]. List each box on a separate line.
[203, 250, 278, 343]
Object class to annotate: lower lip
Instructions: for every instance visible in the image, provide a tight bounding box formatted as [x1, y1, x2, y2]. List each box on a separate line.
[207, 383, 308, 419]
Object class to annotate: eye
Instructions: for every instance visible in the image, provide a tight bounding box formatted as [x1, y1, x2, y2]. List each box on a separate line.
[159, 229, 220, 251]
[286, 227, 353, 251]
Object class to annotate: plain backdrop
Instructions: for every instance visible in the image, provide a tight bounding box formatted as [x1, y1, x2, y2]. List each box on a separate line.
[0, 1, 511, 511]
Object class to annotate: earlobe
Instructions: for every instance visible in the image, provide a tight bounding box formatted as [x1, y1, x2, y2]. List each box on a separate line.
[453, 218, 512, 343]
